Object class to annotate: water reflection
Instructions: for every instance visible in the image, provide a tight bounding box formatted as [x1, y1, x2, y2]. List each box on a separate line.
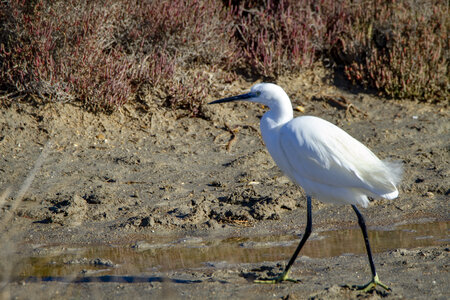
[15, 221, 449, 278]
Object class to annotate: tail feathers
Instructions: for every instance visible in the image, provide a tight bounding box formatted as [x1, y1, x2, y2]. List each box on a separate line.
[377, 159, 402, 200]
[382, 159, 403, 186]
[363, 159, 402, 200]
[381, 189, 399, 200]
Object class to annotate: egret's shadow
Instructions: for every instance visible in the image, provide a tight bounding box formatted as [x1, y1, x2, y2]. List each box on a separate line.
[240, 264, 287, 283]
[21, 275, 202, 284]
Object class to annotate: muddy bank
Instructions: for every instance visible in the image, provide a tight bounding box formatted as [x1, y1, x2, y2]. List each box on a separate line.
[0, 74, 449, 299]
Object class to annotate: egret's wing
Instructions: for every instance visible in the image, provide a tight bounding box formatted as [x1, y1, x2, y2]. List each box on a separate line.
[279, 117, 398, 196]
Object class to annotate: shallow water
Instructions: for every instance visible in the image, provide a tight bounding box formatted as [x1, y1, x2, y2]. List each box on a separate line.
[14, 221, 449, 279]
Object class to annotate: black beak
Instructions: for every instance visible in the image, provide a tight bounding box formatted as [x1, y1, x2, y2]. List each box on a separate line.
[208, 92, 256, 104]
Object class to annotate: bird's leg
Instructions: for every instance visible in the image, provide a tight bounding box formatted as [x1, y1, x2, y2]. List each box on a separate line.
[351, 205, 391, 292]
[255, 196, 312, 284]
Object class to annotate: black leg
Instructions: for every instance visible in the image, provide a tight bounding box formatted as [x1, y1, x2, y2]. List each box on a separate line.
[284, 195, 312, 273]
[351, 204, 376, 277]
[351, 205, 390, 291]
[255, 195, 312, 283]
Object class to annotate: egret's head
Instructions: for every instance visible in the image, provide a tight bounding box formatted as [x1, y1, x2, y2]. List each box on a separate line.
[209, 83, 289, 108]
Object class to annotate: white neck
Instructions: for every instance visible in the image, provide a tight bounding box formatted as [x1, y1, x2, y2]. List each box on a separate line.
[261, 99, 293, 128]
[259, 101, 293, 148]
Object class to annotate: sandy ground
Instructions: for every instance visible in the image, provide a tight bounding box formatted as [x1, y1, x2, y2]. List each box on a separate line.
[0, 72, 449, 299]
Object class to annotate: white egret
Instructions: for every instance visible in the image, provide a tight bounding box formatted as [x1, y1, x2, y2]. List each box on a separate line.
[209, 83, 402, 291]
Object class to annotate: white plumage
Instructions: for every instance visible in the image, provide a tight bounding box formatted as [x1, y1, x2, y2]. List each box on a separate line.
[273, 115, 401, 206]
[209, 82, 402, 289]
[248, 83, 402, 207]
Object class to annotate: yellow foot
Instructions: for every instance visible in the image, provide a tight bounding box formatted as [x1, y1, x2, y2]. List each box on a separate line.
[254, 272, 299, 284]
[353, 274, 391, 292]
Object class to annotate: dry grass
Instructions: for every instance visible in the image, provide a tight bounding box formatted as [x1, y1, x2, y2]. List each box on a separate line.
[0, 141, 52, 296]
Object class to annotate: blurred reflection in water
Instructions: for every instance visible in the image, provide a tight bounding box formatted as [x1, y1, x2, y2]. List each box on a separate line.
[16, 221, 448, 277]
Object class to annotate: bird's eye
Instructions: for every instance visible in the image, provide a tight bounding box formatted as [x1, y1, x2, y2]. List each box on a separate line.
[255, 91, 261, 96]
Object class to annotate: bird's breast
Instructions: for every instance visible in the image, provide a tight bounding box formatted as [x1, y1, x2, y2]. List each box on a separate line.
[260, 122, 297, 180]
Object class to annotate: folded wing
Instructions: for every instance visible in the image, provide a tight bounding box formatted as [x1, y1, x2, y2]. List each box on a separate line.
[279, 116, 401, 199]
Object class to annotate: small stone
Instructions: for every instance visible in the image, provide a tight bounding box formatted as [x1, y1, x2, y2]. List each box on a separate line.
[295, 105, 305, 112]
[424, 191, 434, 198]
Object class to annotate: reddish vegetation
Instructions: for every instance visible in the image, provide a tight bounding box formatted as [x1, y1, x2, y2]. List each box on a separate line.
[340, 0, 448, 100]
[0, 0, 447, 112]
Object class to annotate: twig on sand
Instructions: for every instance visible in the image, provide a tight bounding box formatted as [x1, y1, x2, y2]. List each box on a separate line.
[214, 123, 260, 152]
[224, 123, 239, 152]
[314, 95, 368, 118]
[214, 123, 240, 152]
